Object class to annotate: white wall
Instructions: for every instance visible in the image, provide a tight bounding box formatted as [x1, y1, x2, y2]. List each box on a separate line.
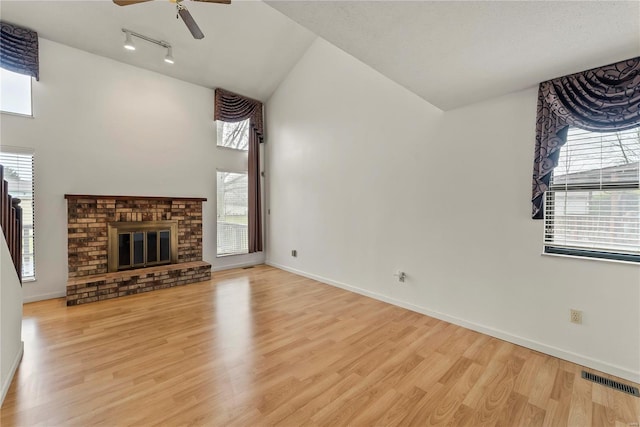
[0, 39, 264, 302]
[266, 38, 640, 382]
[1, 237, 24, 405]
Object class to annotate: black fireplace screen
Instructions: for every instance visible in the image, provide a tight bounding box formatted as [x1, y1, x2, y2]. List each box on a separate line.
[118, 230, 171, 269]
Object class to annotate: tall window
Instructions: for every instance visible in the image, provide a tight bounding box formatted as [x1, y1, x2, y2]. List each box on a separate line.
[215, 117, 250, 256]
[544, 127, 640, 262]
[0, 149, 36, 278]
[214, 89, 264, 253]
[0, 67, 32, 116]
[217, 171, 248, 256]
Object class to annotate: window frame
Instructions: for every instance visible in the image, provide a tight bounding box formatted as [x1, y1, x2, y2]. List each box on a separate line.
[0, 147, 36, 280]
[0, 67, 34, 118]
[216, 169, 249, 258]
[543, 127, 640, 264]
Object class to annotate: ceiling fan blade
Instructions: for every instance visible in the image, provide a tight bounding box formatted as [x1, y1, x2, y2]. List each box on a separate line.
[191, 0, 231, 4]
[113, 0, 154, 6]
[178, 7, 205, 39]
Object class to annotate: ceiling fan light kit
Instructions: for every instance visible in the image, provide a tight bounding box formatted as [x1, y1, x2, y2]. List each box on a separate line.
[121, 28, 174, 65]
[113, 0, 231, 40]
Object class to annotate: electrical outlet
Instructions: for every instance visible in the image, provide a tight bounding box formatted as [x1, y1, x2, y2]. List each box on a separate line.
[570, 309, 582, 324]
[394, 271, 406, 283]
[291, 249, 297, 257]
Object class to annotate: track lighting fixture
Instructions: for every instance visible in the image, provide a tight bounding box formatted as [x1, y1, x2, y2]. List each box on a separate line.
[121, 29, 174, 65]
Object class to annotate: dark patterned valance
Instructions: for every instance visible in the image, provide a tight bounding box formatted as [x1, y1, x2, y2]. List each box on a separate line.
[0, 21, 39, 81]
[214, 88, 263, 142]
[531, 57, 640, 218]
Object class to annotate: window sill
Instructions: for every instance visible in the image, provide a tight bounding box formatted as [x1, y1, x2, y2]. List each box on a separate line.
[215, 145, 248, 153]
[216, 252, 249, 258]
[541, 252, 640, 266]
[22, 277, 36, 283]
[1, 110, 33, 118]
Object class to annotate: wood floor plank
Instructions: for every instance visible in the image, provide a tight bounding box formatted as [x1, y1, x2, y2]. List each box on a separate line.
[2, 265, 639, 426]
[347, 388, 403, 426]
[567, 371, 594, 427]
[264, 371, 342, 424]
[529, 357, 560, 409]
[520, 402, 547, 427]
[495, 391, 529, 427]
[592, 402, 617, 427]
[469, 357, 525, 426]
[515, 353, 545, 396]
[400, 360, 483, 426]
[375, 386, 428, 427]
[274, 373, 362, 426]
[544, 369, 575, 426]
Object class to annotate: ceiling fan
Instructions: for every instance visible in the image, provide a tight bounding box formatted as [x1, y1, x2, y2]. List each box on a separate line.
[113, 0, 230, 40]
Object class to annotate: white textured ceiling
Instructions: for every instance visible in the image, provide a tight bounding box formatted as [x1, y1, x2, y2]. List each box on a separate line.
[2, 1, 639, 109]
[0, 0, 316, 101]
[266, 1, 640, 110]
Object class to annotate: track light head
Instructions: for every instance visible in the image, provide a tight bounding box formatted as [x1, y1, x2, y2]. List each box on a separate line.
[124, 31, 136, 51]
[164, 47, 175, 64]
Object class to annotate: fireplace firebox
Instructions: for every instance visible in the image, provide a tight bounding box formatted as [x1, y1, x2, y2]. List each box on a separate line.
[107, 221, 178, 272]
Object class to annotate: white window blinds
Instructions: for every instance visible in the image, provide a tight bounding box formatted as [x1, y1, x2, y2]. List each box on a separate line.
[0, 148, 35, 278]
[544, 127, 640, 262]
[216, 171, 248, 256]
[552, 127, 639, 188]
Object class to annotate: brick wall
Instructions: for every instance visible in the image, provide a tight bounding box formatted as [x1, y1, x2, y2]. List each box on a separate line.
[66, 196, 205, 278]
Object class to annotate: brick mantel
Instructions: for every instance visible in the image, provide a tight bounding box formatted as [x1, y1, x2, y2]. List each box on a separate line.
[65, 194, 207, 202]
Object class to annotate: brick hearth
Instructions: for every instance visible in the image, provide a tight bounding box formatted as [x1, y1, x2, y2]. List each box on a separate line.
[66, 261, 211, 306]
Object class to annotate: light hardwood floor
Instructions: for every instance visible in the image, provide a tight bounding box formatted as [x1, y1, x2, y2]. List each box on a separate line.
[1, 265, 639, 426]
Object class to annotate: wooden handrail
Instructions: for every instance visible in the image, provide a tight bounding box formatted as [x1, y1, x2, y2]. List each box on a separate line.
[0, 164, 23, 283]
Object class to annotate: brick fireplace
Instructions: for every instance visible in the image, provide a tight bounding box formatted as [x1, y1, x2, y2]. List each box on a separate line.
[65, 195, 211, 305]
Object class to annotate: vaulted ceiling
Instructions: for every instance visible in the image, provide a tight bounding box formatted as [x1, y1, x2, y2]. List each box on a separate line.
[267, 1, 640, 110]
[0, 0, 316, 101]
[2, 1, 639, 110]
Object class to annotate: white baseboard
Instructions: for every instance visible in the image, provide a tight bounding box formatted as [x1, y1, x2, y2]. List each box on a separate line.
[1, 341, 24, 406]
[266, 261, 640, 384]
[23, 291, 66, 303]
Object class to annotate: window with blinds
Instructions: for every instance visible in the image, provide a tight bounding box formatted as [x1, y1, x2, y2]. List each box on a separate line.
[216, 171, 248, 256]
[544, 126, 640, 262]
[0, 148, 35, 278]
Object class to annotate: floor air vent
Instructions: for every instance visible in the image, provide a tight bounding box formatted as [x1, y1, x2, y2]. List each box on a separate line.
[242, 266, 255, 269]
[581, 371, 640, 397]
